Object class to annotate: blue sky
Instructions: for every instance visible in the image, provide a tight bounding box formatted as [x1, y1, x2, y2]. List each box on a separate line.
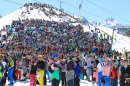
[0, 0, 130, 25]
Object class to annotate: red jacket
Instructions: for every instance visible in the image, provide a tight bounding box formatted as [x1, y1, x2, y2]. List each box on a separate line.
[110, 67, 118, 79]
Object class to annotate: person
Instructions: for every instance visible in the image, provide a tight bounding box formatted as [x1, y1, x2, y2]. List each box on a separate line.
[97, 58, 104, 86]
[29, 61, 37, 86]
[48, 58, 54, 82]
[20, 58, 27, 81]
[93, 67, 98, 86]
[110, 60, 118, 86]
[87, 56, 93, 82]
[51, 62, 60, 86]
[37, 65, 44, 86]
[83, 59, 88, 80]
[61, 59, 67, 86]
[101, 59, 112, 86]
[12, 57, 16, 81]
[8, 56, 14, 86]
[2, 58, 7, 73]
[119, 60, 130, 86]
[74, 61, 80, 86]
[15, 59, 21, 80]
[0, 58, 4, 86]
[36, 55, 45, 86]
[1, 58, 7, 86]
[43, 57, 48, 85]
[66, 57, 75, 86]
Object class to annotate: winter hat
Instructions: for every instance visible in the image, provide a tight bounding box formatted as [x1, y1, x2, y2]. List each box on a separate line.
[38, 55, 42, 58]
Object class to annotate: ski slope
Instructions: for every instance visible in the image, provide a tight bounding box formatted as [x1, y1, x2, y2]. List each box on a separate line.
[96, 26, 130, 52]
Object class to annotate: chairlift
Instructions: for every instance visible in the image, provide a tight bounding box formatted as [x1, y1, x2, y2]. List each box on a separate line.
[60, 1, 64, 12]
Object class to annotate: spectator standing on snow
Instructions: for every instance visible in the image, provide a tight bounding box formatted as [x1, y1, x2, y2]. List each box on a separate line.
[60, 59, 67, 86]
[101, 59, 112, 86]
[110, 60, 118, 86]
[20, 58, 27, 81]
[74, 61, 80, 86]
[36, 55, 45, 86]
[87, 55, 93, 82]
[66, 57, 75, 86]
[29, 61, 37, 86]
[119, 60, 130, 86]
[16, 59, 21, 80]
[51, 61, 60, 86]
[8, 56, 14, 86]
[97, 58, 104, 86]
[43, 57, 48, 85]
[0, 58, 4, 86]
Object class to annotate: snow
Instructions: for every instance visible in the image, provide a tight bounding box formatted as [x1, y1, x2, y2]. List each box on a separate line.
[0, 9, 21, 29]
[0, 7, 77, 29]
[5, 79, 93, 86]
[96, 26, 130, 52]
[99, 18, 121, 28]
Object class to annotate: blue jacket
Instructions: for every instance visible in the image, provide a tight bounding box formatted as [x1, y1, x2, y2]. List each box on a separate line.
[74, 65, 80, 76]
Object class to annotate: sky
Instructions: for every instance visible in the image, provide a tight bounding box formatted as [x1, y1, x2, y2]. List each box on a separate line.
[0, 0, 130, 25]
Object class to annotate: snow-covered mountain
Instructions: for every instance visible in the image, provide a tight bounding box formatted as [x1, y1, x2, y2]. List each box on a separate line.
[76, 16, 100, 26]
[99, 18, 122, 29]
[76, 17, 121, 28]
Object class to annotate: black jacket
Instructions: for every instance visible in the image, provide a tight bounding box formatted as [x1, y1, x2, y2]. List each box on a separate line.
[67, 61, 74, 71]
[30, 65, 37, 74]
[37, 60, 45, 70]
[121, 65, 130, 80]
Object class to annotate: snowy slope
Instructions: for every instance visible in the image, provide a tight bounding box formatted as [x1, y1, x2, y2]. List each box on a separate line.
[96, 26, 130, 52]
[0, 7, 77, 29]
[0, 9, 22, 29]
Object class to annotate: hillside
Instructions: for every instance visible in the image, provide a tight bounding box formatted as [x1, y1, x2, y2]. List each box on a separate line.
[0, 2, 129, 53]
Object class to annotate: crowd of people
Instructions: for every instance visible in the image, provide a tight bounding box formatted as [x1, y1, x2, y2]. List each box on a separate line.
[0, 2, 130, 86]
[20, 2, 80, 24]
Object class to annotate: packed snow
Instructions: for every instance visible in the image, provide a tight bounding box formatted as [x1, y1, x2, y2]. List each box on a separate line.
[4, 78, 94, 86]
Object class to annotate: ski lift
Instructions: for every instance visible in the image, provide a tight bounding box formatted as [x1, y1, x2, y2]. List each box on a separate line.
[79, 0, 83, 22]
[60, 1, 64, 12]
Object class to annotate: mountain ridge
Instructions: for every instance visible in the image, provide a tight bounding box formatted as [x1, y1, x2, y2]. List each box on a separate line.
[77, 16, 122, 28]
